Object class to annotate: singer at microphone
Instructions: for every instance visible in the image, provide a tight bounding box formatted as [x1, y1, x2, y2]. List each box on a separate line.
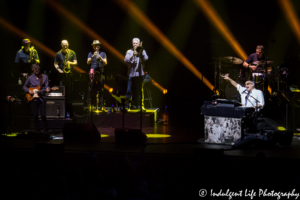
[221, 74, 265, 109]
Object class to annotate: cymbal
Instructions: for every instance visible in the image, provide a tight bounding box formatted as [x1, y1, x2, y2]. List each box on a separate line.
[212, 56, 243, 64]
[222, 56, 243, 64]
[252, 60, 273, 65]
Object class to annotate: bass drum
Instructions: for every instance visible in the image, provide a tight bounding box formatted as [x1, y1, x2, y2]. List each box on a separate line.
[224, 80, 243, 100]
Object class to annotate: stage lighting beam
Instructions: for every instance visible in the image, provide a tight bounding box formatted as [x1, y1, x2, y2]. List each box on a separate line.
[114, 0, 215, 91]
[278, 0, 300, 45]
[194, 0, 248, 60]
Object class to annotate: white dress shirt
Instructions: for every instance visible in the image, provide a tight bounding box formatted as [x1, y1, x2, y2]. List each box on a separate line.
[237, 84, 265, 109]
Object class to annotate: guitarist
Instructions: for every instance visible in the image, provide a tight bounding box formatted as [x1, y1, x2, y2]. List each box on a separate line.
[23, 64, 50, 132]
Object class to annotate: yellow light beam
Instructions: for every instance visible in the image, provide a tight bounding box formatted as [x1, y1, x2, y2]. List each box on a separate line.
[194, 0, 272, 94]
[194, 0, 248, 60]
[114, 0, 215, 91]
[0, 16, 86, 73]
[45, 0, 124, 62]
[0, 16, 55, 58]
[104, 84, 113, 93]
[45, 0, 168, 93]
[151, 79, 166, 93]
[278, 0, 300, 45]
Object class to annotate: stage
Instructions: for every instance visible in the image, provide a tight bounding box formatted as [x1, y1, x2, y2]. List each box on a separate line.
[1, 110, 300, 199]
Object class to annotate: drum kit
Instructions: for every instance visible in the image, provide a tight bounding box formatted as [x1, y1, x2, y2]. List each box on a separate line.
[211, 54, 300, 109]
[210, 56, 275, 100]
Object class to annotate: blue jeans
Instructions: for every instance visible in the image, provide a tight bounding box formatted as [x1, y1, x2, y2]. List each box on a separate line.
[126, 76, 144, 107]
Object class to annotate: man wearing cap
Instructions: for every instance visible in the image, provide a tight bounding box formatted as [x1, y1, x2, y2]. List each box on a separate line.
[221, 74, 265, 110]
[23, 64, 50, 132]
[15, 39, 40, 79]
[87, 40, 107, 110]
[124, 38, 148, 109]
[54, 40, 77, 73]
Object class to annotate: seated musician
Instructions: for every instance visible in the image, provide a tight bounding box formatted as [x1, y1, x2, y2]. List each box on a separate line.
[221, 74, 265, 110]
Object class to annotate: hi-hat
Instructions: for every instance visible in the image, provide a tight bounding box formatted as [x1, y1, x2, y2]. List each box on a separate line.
[212, 56, 243, 64]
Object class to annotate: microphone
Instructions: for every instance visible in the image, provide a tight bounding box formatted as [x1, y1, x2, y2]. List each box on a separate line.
[242, 89, 248, 94]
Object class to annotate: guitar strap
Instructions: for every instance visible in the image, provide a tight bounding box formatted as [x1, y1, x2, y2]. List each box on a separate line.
[40, 74, 43, 89]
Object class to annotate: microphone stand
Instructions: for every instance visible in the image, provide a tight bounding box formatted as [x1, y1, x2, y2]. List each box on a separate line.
[248, 94, 260, 134]
[137, 44, 144, 131]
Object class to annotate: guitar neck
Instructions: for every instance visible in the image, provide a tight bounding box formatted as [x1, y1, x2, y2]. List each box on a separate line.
[36, 87, 54, 93]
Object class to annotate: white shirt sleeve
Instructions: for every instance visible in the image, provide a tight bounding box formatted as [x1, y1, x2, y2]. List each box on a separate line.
[237, 84, 245, 94]
[257, 90, 265, 108]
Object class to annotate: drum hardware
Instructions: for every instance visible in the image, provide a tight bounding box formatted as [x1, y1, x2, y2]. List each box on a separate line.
[211, 56, 243, 97]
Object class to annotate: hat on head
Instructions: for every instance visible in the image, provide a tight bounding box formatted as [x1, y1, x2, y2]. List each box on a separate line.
[22, 39, 31, 44]
[91, 40, 101, 46]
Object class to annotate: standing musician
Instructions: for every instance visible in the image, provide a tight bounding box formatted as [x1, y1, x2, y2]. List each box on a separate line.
[54, 40, 77, 73]
[87, 40, 107, 110]
[124, 38, 149, 109]
[23, 64, 50, 132]
[15, 39, 40, 80]
[221, 74, 265, 110]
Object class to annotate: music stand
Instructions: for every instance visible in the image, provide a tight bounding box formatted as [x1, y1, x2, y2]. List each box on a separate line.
[111, 94, 134, 128]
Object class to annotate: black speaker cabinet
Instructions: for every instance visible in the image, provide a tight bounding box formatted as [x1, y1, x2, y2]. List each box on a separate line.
[63, 123, 101, 142]
[46, 96, 65, 118]
[115, 128, 147, 144]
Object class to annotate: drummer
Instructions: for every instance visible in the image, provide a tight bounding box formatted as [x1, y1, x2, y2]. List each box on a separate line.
[243, 45, 269, 73]
[242, 45, 273, 89]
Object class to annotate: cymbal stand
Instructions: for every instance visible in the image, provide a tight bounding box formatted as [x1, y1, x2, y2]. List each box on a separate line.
[213, 58, 222, 95]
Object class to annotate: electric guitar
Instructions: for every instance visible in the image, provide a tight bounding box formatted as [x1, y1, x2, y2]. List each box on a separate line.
[26, 86, 59, 101]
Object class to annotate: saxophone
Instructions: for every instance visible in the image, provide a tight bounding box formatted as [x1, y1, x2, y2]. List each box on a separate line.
[63, 50, 71, 73]
[27, 46, 35, 63]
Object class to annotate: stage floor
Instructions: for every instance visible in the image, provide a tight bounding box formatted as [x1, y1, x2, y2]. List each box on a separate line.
[2, 112, 300, 161]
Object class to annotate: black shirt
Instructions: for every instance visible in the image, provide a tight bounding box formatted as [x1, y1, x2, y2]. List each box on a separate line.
[54, 49, 77, 72]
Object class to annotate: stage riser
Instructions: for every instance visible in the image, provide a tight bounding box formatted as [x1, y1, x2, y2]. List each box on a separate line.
[32, 119, 73, 129]
[81, 113, 155, 128]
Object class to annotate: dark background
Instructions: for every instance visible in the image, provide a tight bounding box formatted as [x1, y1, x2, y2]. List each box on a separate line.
[1, 0, 300, 130]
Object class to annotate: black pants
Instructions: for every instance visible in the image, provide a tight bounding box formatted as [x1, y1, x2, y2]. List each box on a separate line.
[31, 99, 47, 131]
[90, 72, 105, 107]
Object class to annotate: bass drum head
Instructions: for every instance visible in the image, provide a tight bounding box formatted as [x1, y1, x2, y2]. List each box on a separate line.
[225, 80, 243, 100]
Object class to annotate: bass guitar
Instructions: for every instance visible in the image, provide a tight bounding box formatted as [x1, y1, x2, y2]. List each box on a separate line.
[26, 86, 59, 101]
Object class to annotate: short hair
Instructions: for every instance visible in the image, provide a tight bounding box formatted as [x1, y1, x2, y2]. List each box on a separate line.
[61, 40, 68, 44]
[31, 64, 40, 71]
[245, 80, 254, 85]
[256, 45, 264, 51]
[132, 38, 140, 44]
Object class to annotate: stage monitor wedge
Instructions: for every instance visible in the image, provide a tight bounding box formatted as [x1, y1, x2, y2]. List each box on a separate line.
[63, 123, 101, 143]
[115, 128, 147, 144]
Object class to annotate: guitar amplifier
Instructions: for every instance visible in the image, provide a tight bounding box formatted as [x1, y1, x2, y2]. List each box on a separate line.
[46, 96, 65, 118]
[47, 86, 65, 97]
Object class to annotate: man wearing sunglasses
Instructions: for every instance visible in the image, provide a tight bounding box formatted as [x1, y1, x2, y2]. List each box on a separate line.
[221, 75, 265, 110]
